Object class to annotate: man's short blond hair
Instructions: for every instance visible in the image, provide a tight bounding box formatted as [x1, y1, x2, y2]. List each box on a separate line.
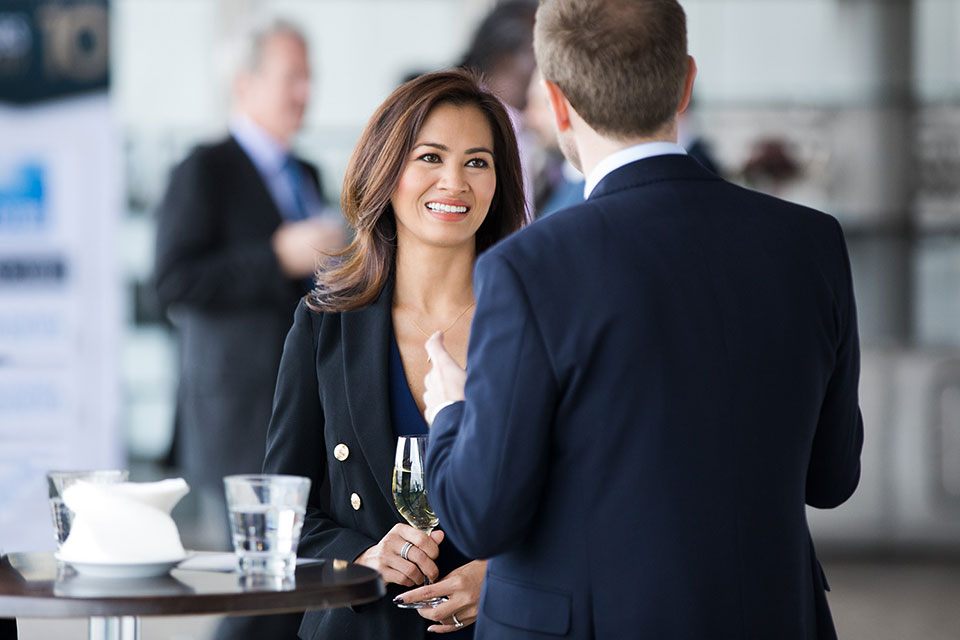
[534, 0, 688, 138]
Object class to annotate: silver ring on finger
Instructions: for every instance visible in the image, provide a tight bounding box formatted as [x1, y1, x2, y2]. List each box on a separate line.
[452, 613, 464, 628]
[400, 541, 413, 561]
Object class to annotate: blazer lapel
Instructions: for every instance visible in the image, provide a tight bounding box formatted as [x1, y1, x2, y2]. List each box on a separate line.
[225, 135, 285, 227]
[341, 279, 398, 509]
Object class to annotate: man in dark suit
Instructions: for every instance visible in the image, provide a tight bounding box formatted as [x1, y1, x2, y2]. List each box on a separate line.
[422, 1, 863, 638]
[153, 18, 342, 640]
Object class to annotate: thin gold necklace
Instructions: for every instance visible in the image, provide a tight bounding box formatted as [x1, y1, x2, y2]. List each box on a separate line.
[401, 301, 476, 338]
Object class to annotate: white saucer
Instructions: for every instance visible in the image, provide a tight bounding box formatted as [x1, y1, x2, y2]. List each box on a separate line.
[55, 553, 188, 579]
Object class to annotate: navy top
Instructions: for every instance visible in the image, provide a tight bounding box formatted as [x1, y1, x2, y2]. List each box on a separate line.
[388, 329, 430, 437]
[388, 328, 473, 637]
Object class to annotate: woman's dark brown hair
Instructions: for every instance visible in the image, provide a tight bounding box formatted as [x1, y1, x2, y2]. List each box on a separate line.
[308, 69, 527, 313]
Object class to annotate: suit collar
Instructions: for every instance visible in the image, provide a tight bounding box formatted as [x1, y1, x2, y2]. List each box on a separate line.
[588, 154, 721, 201]
[341, 278, 399, 510]
[583, 141, 687, 198]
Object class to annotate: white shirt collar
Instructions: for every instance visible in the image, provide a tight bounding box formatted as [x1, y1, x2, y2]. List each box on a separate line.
[583, 141, 687, 199]
[229, 113, 290, 175]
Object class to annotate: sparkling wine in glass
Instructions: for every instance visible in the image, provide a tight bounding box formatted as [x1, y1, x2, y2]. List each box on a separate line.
[393, 435, 447, 609]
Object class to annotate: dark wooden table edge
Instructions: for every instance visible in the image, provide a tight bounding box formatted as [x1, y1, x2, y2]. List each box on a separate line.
[0, 553, 386, 619]
[0, 580, 386, 618]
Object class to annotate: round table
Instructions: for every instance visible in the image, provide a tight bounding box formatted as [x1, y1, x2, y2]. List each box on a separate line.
[0, 552, 384, 640]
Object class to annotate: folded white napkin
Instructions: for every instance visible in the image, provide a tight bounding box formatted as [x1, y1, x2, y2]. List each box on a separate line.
[58, 478, 189, 564]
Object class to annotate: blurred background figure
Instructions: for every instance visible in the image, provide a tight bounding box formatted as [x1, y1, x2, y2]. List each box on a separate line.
[457, 0, 537, 113]
[678, 97, 721, 175]
[740, 137, 803, 196]
[152, 18, 344, 554]
[153, 17, 340, 640]
[524, 70, 584, 218]
[458, 0, 538, 218]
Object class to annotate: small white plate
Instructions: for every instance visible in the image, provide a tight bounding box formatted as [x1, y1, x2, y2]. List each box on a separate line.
[55, 554, 188, 579]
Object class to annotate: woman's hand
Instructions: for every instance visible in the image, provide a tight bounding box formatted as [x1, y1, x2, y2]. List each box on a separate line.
[355, 524, 444, 587]
[396, 559, 488, 633]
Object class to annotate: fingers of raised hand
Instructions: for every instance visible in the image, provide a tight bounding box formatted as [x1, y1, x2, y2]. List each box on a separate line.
[392, 524, 440, 558]
[366, 545, 419, 588]
[423, 331, 446, 364]
[423, 393, 441, 426]
[379, 526, 438, 583]
[425, 332, 463, 375]
[378, 562, 420, 588]
[424, 366, 437, 391]
[389, 556, 430, 587]
[398, 543, 440, 583]
[375, 546, 430, 587]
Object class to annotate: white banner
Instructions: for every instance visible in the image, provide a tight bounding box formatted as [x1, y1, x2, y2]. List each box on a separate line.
[0, 93, 123, 552]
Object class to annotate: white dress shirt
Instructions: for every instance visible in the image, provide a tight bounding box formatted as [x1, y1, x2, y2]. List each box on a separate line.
[583, 141, 687, 200]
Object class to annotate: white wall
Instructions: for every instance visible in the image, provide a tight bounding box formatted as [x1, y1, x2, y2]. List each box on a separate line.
[113, 0, 493, 189]
[916, 0, 960, 102]
[685, 0, 910, 106]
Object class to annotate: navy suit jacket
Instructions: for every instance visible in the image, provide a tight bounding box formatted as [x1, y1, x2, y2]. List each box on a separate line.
[427, 155, 863, 639]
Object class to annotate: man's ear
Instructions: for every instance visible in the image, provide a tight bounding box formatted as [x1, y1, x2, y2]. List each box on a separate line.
[543, 79, 573, 132]
[677, 55, 698, 114]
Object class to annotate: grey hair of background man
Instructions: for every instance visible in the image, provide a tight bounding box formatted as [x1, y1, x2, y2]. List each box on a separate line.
[222, 17, 309, 81]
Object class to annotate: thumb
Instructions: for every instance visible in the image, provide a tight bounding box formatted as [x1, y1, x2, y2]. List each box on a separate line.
[430, 529, 445, 545]
[424, 331, 458, 368]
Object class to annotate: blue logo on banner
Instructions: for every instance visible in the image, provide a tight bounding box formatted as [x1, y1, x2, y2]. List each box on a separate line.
[0, 163, 46, 229]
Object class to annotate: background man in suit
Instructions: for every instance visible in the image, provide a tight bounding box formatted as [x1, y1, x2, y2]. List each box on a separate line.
[523, 69, 584, 218]
[154, 19, 342, 546]
[154, 18, 341, 640]
[422, 1, 864, 638]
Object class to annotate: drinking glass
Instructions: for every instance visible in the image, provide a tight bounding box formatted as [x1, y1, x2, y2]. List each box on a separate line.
[223, 474, 310, 576]
[47, 470, 129, 548]
[393, 435, 447, 609]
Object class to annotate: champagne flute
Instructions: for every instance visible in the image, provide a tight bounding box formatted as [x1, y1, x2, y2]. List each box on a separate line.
[393, 435, 448, 609]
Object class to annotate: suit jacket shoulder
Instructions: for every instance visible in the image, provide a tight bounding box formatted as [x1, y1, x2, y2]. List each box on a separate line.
[153, 134, 300, 312]
[190, 135, 323, 197]
[484, 154, 849, 322]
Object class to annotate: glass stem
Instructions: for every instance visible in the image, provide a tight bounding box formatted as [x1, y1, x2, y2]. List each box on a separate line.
[422, 527, 434, 585]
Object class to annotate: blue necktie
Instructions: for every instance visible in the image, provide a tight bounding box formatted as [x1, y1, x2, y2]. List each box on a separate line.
[282, 156, 308, 222]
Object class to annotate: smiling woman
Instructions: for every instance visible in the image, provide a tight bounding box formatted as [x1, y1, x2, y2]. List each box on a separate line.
[262, 69, 526, 639]
[309, 69, 526, 313]
[391, 102, 498, 252]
